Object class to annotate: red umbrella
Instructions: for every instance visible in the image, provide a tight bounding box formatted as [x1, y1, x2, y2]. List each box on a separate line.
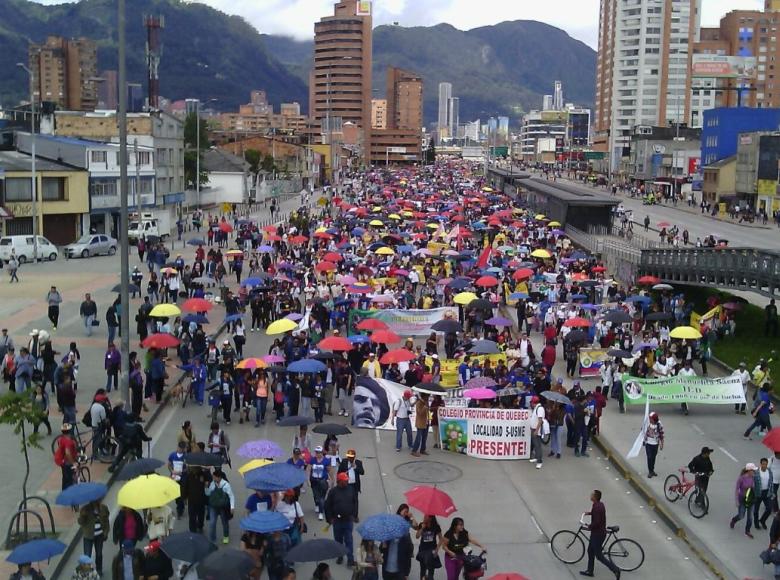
[762, 428, 780, 452]
[513, 268, 535, 281]
[141, 333, 180, 349]
[323, 252, 343, 263]
[475, 275, 499, 287]
[313, 231, 333, 239]
[219, 222, 233, 233]
[263, 225, 278, 233]
[380, 349, 417, 364]
[370, 329, 402, 344]
[563, 317, 591, 328]
[404, 485, 457, 517]
[182, 298, 213, 313]
[356, 319, 389, 331]
[289, 235, 308, 244]
[265, 234, 282, 242]
[637, 275, 661, 285]
[317, 336, 353, 351]
[657, 221, 671, 228]
[314, 261, 337, 273]
[591, 266, 606, 273]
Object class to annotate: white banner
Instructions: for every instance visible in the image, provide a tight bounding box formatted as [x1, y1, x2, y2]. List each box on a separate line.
[358, 307, 459, 337]
[352, 377, 416, 430]
[438, 407, 532, 460]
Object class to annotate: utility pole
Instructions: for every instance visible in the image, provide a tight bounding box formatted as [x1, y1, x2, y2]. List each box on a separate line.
[118, 0, 131, 409]
[17, 63, 38, 261]
[134, 138, 141, 215]
[196, 99, 200, 208]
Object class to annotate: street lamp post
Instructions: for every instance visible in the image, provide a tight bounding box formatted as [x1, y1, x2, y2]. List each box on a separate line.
[16, 63, 38, 261]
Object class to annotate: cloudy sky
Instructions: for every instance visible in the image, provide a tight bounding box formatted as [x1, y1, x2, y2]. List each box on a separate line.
[33, 0, 764, 47]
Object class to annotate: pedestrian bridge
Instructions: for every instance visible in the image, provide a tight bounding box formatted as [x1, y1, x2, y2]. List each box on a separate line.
[639, 247, 780, 298]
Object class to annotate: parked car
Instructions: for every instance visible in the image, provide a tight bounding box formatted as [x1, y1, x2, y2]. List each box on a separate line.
[64, 234, 118, 259]
[0, 235, 58, 263]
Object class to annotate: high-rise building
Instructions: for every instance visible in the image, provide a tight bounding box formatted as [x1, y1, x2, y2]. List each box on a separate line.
[28, 36, 98, 111]
[448, 97, 460, 139]
[553, 81, 564, 110]
[97, 70, 118, 110]
[594, 0, 702, 171]
[386, 67, 423, 130]
[371, 99, 387, 129]
[310, 0, 373, 160]
[542, 95, 554, 111]
[437, 82, 452, 138]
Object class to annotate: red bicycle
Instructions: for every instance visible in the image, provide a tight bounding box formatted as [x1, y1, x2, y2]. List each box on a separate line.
[664, 468, 709, 518]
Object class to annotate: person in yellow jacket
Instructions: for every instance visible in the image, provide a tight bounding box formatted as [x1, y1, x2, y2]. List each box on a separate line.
[361, 352, 382, 378]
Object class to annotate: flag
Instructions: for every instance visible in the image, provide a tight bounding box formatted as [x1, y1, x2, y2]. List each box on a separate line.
[476, 246, 492, 270]
[445, 225, 460, 244]
[626, 398, 650, 459]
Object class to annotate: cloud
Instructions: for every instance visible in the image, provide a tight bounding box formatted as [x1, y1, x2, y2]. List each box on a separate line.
[31, 0, 767, 48]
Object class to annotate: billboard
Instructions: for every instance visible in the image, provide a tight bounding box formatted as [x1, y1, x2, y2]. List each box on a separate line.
[540, 111, 567, 123]
[692, 55, 757, 79]
[356, 0, 371, 16]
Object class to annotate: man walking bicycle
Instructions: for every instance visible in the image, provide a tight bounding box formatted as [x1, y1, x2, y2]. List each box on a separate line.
[580, 490, 621, 579]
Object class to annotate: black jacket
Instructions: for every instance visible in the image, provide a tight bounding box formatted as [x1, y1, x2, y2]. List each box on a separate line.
[687, 454, 714, 476]
[337, 459, 365, 493]
[324, 484, 356, 523]
[112, 509, 146, 544]
[380, 534, 414, 576]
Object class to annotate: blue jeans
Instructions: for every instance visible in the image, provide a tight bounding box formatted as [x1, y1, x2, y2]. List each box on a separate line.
[255, 398, 268, 425]
[575, 424, 589, 455]
[396, 417, 413, 450]
[412, 428, 428, 453]
[310, 478, 328, 514]
[300, 396, 312, 418]
[208, 507, 229, 542]
[194, 381, 205, 404]
[732, 502, 753, 532]
[332, 519, 354, 564]
[745, 414, 772, 437]
[550, 425, 562, 455]
[107, 325, 117, 345]
[84, 315, 95, 336]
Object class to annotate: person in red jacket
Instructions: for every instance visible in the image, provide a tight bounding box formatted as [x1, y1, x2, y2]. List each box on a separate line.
[541, 340, 557, 374]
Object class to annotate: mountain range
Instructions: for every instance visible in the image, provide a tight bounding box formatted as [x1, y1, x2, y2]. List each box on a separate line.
[1, 0, 597, 126]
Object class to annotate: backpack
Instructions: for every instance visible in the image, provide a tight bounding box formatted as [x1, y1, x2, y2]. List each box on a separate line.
[209, 482, 230, 510]
[82, 408, 93, 428]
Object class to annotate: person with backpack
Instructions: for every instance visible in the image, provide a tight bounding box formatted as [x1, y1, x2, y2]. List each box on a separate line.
[206, 469, 235, 544]
[206, 421, 231, 465]
[730, 463, 758, 538]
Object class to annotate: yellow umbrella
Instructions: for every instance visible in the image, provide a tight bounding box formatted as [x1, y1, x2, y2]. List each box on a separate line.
[375, 246, 395, 255]
[369, 219, 384, 227]
[530, 249, 552, 259]
[149, 303, 181, 317]
[372, 206, 383, 213]
[266, 318, 298, 335]
[388, 214, 401, 220]
[426, 223, 440, 229]
[238, 458, 274, 476]
[669, 326, 702, 340]
[453, 291, 478, 305]
[236, 358, 267, 370]
[482, 187, 494, 192]
[548, 221, 562, 227]
[512, 208, 525, 214]
[225, 249, 244, 256]
[315, 226, 328, 234]
[535, 214, 547, 220]
[402, 211, 414, 217]
[160, 267, 178, 275]
[118, 474, 180, 510]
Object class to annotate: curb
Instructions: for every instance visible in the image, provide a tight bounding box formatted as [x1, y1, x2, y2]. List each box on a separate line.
[592, 433, 736, 580]
[48, 320, 228, 578]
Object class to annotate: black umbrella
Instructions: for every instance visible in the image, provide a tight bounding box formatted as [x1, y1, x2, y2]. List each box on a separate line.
[565, 330, 588, 343]
[469, 339, 500, 355]
[160, 532, 216, 563]
[265, 365, 289, 373]
[313, 352, 341, 361]
[467, 299, 493, 312]
[285, 538, 348, 563]
[603, 310, 632, 325]
[578, 280, 599, 287]
[414, 381, 446, 394]
[183, 452, 224, 467]
[278, 415, 315, 427]
[541, 391, 572, 405]
[431, 319, 462, 333]
[117, 457, 165, 481]
[645, 311, 672, 321]
[312, 423, 352, 436]
[607, 349, 632, 358]
[447, 278, 471, 290]
[112, 283, 140, 293]
[198, 548, 254, 579]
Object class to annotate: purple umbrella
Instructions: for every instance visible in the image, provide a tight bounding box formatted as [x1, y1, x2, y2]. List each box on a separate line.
[286, 313, 304, 321]
[464, 376, 498, 389]
[237, 440, 285, 459]
[484, 316, 513, 327]
[258, 245, 275, 253]
[263, 354, 285, 363]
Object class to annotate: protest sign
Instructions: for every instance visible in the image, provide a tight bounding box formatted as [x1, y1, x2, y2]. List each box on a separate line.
[622, 374, 745, 405]
[438, 407, 532, 460]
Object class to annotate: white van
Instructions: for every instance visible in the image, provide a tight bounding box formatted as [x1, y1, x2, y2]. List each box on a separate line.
[0, 235, 59, 263]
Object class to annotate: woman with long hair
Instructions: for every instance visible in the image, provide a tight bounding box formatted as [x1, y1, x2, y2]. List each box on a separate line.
[439, 517, 486, 580]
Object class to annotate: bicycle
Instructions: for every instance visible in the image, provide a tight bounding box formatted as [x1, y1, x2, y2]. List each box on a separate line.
[51, 423, 119, 465]
[664, 468, 709, 518]
[74, 454, 91, 483]
[550, 514, 645, 572]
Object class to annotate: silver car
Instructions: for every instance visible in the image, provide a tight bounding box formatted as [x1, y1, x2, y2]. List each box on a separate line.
[64, 234, 118, 259]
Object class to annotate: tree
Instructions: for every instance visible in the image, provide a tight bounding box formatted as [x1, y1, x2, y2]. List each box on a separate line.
[424, 143, 436, 165]
[184, 113, 209, 150]
[184, 150, 208, 189]
[244, 149, 262, 174]
[260, 154, 277, 174]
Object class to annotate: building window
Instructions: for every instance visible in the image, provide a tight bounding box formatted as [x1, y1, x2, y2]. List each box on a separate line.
[90, 178, 117, 197]
[41, 177, 66, 201]
[3, 177, 32, 202]
[136, 151, 151, 165]
[90, 150, 107, 163]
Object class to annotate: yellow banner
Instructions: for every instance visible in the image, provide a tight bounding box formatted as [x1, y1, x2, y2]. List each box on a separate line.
[428, 354, 507, 387]
[427, 242, 448, 256]
[690, 304, 722, 328]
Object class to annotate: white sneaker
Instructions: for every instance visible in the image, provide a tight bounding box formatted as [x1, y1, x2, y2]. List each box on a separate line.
[318, 513, 324, 521]
[536, 463, 542, 469]
[529, 458, 537, 463]
[343, 412, 349, 417]
[314, 505, 319, 513]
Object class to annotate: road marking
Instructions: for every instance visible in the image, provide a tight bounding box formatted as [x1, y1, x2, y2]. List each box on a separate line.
[530, 515, 543, 536]
[691, 423, 705, 436]
[718, 446, 739, 463]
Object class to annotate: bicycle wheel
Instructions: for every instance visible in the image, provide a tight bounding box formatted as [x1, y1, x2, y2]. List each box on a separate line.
[663, 474, 681, 502]
[96, 436, 119, 464]
[78, 465, 91, 483]
[550, 530, 586, 564]
[607, 537, 645, 571]
[687, 488, 709, 519]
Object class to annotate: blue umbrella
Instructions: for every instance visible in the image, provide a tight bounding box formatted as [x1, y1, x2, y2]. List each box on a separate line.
[224, 314, 245, 323]
[570, 294, 587, 300]
[258, 245, 275, 253]
[187, 238, 206, 246]
[335, 299, 354, 307]
[368, 243, 387, 251]
[237, 439, 285, 459]
[484, 267, 504, 274]
[625, 295, 651, 303]
[6, 539, 67, 564]
[348, 335, 370, 344]
[56, 482, 108, 507]
[245, 463, 306, 491]
[509, 292, 529, 300]
[183, 313, 209, 325]
[397, 245, 415, 254]
[447, 279, 471, 290]
[241, 277, 264, 287]
[352, 227, 366, 236]
[287, 359, 327, 374]
[240, 511, 291, 534]
[356, 514, 411, 541]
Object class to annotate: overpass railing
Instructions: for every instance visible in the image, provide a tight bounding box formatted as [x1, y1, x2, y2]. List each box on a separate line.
[640, 247, 780, 298]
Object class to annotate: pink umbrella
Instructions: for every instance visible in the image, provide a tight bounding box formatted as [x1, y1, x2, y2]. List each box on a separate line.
[371, 295, 395, 303]
[338, 274, 357, 285]
[262, 354, 285, 363]
[463, 387, 498, 400]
